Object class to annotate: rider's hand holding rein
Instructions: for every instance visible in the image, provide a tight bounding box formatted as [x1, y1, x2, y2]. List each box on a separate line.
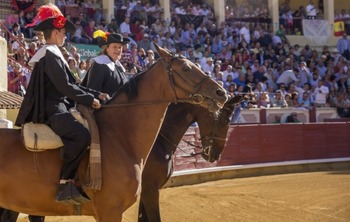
[98, 93, 110, 101]
[92, 99, 101, 109]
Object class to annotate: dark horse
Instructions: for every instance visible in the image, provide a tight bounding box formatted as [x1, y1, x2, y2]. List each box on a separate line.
[0, 45, 227, 222]
[137, 96, 240, 222]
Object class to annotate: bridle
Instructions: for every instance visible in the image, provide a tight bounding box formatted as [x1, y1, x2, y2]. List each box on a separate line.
[102, 53, 213, 108]
[164, 53, 212, 105]
[160, 110, 228, 161]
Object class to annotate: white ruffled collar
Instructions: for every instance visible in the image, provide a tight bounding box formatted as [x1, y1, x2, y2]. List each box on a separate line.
[28, 44, 68, 68]
[91, 55, 126, 73]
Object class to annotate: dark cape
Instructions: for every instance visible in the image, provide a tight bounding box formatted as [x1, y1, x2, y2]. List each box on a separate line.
[15, 47, 100, 126]
[15, 52, 48, 126]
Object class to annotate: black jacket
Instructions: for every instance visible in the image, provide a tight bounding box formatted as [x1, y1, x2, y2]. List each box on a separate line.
[82, 57, 128, 98]
[16, 49, 100, 126]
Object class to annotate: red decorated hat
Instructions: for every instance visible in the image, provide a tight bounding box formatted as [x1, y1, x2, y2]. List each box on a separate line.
[26, 3, 75, 32]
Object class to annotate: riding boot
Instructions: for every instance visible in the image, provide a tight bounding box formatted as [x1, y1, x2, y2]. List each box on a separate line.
[55, 180, 90, 205]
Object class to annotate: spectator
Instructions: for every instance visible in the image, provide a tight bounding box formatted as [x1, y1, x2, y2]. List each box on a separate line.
[273, 115, 282, 123]
[134, 47, 146, 71]
[122, 32, 137, 48]
[179, 23, 192, 50]
[161, 31, 176, 52]
[71, 21, 90, 44]
[4, 13, 19, 30]
[132, 1, 147, 22]
[241, 84, 258, 109]
[333, 91, 350, 117]
[337, 74, 348, 93]
[107, 18, 118, 33]
[239, 22, 251, 44]
[202, 57, 215, 76]
[78, 60, 87, 80]
[298, 92, 312, 109]
[137, 33, 151, 51]
[12, 33, 27, 54]
[264, 67, 278, 91]
[120, 16, 132, 36]
[7, 63, 28, 96]
[286, 112, 301, 123]
[68, 58, 81, 84]
[84, 20, 96, 44]
[223, 65, 236, 81]
[305, 0, 319, 19]
[175, 4, 186, 15]
[277, 68, 300, 86]
[120, 43, 134, 70]
[270, 90, 288, 107]
[258, 92, 270, 108]
[336, 33, 350, 59]
[298, 61, 312, 87]
[285, 93, 293, 107]
[253, 65, 265, 83]
[28, 42, 37, 56]
[76, 12, 88, 29]
[211, 35, 223, 55]
[245, 68, 255, 88]
[290, 91, 299, 107]
[144, 49, 156, 68]
[275, 24, 288, 44]
[312, 78, 329, 107]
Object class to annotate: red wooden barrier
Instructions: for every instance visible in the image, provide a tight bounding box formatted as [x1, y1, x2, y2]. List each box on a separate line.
[173, 123, 350, 171]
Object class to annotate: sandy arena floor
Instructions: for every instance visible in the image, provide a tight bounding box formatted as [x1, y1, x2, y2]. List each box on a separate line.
[17, 170, 350, 222]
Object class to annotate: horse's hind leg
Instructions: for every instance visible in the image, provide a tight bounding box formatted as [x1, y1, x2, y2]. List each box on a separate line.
[0, 209, 19, 222]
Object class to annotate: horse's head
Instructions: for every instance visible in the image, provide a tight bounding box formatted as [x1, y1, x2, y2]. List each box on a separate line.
[196, 95, 243, 162]
[154, 44, 228, 112]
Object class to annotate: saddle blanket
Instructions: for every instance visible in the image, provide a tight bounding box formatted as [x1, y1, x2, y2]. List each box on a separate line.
[22, 108, 88, 152]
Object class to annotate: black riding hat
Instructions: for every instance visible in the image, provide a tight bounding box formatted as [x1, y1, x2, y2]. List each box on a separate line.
[96, 32, 130, 48]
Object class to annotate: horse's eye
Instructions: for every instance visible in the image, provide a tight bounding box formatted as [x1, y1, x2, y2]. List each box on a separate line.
[182, 66, 190, 72]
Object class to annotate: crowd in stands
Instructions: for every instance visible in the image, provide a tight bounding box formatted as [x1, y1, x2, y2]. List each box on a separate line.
[3, 0, 350, 119]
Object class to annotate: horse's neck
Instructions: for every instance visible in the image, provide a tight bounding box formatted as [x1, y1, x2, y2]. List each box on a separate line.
[158, 103, 197, 152]
[96, 62, 174, 162]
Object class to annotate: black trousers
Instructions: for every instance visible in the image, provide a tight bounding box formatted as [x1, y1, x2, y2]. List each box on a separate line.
[48, 112, 90, 180]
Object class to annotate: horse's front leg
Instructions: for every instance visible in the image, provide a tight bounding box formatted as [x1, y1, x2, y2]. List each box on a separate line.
[28, 215, 45, 222]
[138, 187, 162, 222]
[0, 209, 19, 222]
[138, 151, 174, 222]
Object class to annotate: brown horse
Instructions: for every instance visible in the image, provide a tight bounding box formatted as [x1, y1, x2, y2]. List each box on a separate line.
[0, 96, 240, 222]
[0, 45, 227, 222]
[137, 96, 240, 222]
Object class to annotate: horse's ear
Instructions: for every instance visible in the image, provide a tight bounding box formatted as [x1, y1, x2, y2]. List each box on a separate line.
[154, 43, 172, 62]
[227, 94, 244, 106]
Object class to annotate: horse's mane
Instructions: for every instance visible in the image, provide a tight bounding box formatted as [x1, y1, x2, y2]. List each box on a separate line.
[107, 60, 161, 103]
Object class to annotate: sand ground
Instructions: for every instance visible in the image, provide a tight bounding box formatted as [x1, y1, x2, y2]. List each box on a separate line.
[17, 170, 350, 222]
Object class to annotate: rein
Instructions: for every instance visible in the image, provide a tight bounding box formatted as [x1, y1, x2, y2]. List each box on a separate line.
[158, 132, 200, 157]
[101, 54, 211, 109]
[159, 110, 227, 159]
